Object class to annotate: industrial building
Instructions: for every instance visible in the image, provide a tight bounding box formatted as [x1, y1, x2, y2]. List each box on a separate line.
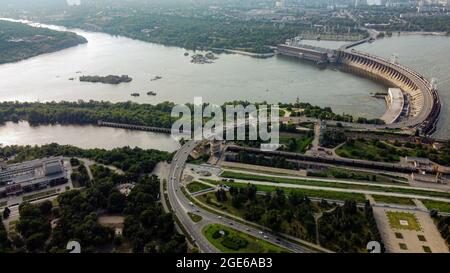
[0, 157, 68, 198]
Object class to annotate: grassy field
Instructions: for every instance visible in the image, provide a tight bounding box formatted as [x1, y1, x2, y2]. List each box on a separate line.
[219, 171, 450, 200]
[372, 195, 415, 206]
[279, 135, 314, 154]
[203, 178, 367, 202]
[187, 212, 203, 223]
[387, 211, 422, 231]
[422, 200, 450, 213]
[202, 224, 290, 253]
[308, 167, 407, 184]
[336, 139, 401, 163]
[186, 182, 213, 193]
[198, 192, 246, 218]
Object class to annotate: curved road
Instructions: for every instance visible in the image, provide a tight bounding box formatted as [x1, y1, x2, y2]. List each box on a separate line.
[167, 140, 315, 253]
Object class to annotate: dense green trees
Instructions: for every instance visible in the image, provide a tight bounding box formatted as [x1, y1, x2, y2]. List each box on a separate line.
[70, 164, 91, 187]
[0, 215, 11, 252]
[0, 20, 87, 64]
[42, 8, 363, 54]
[227, 185, 318, 241]
[431, 213, 450, 247]
[122, 176, 187, 253]
[16, 201, 53, 252]
[321, 129, 347, 148]
[318, 200, 381, 253]
[234, 151, 297, 170]
[0, 101, 176, 128]
[0, 143, 172, 176]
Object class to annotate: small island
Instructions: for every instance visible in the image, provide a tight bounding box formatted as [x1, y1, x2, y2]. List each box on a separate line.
[191, 52, 217, 64]
[79, 75, 133, 84]
[150, 76, 162, 81]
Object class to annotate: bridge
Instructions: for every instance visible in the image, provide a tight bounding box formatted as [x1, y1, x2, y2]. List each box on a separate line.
[276, 42, 441, 135]
[97, 121, 173, 134]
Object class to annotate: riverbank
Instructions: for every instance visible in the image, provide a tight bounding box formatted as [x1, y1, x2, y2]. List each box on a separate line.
[212, 48, 275, 58]
[397, 31, 449, 37]
[0, 19, 87, 64]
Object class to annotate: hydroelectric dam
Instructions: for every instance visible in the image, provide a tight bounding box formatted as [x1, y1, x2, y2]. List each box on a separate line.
[276, 40, 441, 135]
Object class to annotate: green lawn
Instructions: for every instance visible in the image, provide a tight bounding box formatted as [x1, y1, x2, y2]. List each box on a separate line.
[336, 139, 401, 163]
[386, 211, 422, 231]
[372, 195, 415, 206]
[422, 200, 450, 213]
[187, 212, 203, 223]
[203, 178, 366, 202]
[186, 181, 213, 193]
[198, 193, 246, 218]
[308, 167, 407, 184]
[202, 224, 290, 253]
[219, 171, 450, 200]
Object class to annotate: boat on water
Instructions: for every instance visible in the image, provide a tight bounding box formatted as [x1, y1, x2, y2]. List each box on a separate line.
[151, 76, 162, 81]
[147, 91, 157, 96]
[131, 93, 140, 97]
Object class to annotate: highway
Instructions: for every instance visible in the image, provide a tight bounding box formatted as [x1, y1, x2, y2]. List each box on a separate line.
[166, 139, 316, 253]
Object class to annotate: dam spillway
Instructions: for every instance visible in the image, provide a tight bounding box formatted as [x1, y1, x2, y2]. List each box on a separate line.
[276, 43, 441, 135]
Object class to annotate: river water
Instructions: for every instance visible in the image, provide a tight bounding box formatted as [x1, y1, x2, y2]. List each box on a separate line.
[358, 34, 450, 139]
[0, 19, 448, 150]
[0, 121, 180, 152]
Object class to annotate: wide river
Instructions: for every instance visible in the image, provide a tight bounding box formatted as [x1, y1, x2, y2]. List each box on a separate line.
[0, 19, 448, 151]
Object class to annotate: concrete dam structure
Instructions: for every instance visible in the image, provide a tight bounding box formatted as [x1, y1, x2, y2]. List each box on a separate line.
[276, 42, 441, 135]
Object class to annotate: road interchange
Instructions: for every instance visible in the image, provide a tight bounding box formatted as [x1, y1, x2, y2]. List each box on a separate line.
[166, 139, 317, 253]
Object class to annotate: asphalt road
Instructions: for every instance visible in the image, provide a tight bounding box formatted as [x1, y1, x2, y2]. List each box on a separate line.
[166, 140, 314, 253]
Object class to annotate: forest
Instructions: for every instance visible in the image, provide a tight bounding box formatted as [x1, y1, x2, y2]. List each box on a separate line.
[0, 143, 172, 176]
[0, 101, 176, 128]
[0, 20, 87, 64]
[0, 144, 185, 253]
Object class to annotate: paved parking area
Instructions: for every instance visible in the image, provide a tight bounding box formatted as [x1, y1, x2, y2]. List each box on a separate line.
[373, 207, 449, 253]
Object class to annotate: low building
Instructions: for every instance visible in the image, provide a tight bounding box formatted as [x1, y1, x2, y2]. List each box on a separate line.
[0, 157, 68, 198]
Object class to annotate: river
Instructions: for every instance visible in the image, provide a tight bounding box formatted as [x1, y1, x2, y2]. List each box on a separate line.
[0, 19, 448, 150]
[0, 121, 180, 152]
[358, 34, 450, 139]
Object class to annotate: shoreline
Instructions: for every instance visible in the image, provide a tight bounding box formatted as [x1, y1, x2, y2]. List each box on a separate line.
[211, 48, 275, 58]
[396, 31, 449, 37]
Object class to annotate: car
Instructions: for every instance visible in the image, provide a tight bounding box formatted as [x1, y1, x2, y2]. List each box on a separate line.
[263, 235, 268, 239]
[245, 228, 250, 232]
[218, 216, 222, 219]
[258, 231, 263, 235]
